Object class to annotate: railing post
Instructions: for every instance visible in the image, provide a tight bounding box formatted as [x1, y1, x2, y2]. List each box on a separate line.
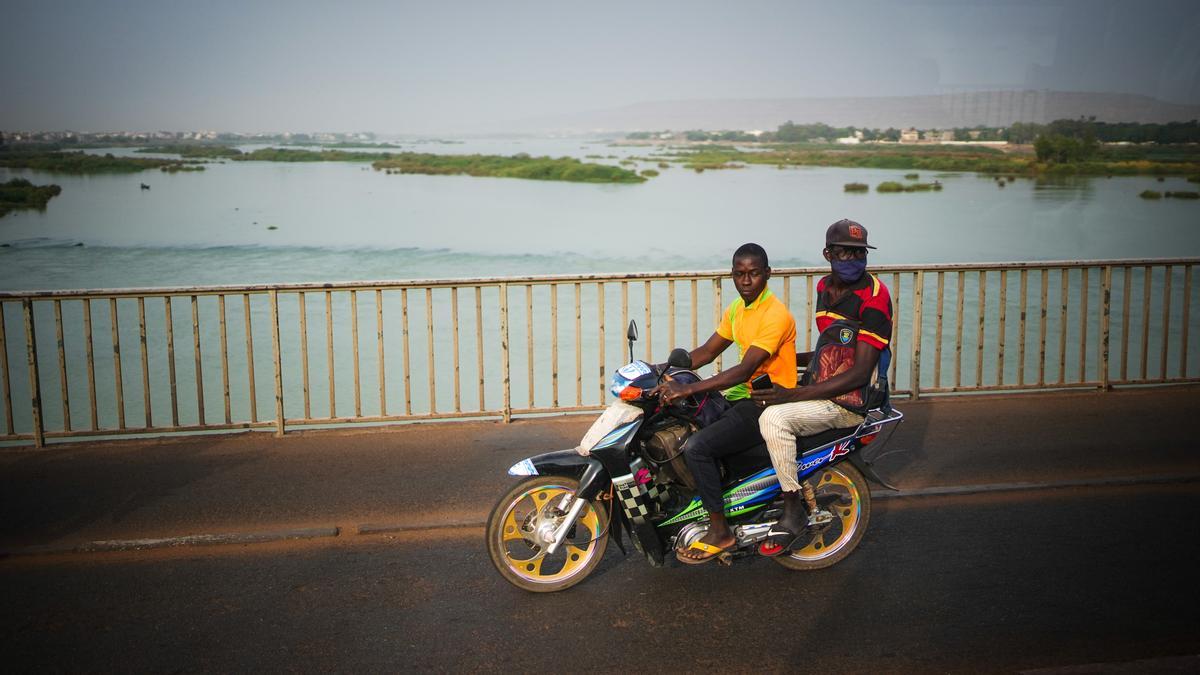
[499, 283, 511, 423]
[269, 290, 285, 436]
[910, 271, 923, 400]
[1100, 265, 1112, 391]
[22, 299, 44, 448]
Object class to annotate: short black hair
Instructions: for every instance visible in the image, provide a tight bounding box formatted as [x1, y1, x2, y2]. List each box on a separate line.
[733, 242, 768, 267]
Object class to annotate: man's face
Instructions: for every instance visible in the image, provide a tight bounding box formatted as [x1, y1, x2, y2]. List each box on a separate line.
[731, 255, 769, 304]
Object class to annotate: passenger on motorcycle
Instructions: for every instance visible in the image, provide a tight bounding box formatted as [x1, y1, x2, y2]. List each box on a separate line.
[751, 219, 894, 549]
[656, 243, 797, 564]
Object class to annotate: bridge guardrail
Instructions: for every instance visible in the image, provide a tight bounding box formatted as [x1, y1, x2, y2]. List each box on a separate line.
[1, 258, 1196, 446]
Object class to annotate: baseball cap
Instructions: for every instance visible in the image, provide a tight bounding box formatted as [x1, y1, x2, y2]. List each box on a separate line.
[825, 218, 876, 249]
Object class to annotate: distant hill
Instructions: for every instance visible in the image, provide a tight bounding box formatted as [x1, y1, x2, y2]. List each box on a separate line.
[501, 91, 1200, 134]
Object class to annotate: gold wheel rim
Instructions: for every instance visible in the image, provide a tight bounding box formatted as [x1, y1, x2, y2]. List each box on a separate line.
[788, 467, 862, 561]
[496, 484, 603, 585]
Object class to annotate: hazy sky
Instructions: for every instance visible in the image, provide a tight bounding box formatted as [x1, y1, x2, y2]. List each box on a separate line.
[2, 0, 1197, 133]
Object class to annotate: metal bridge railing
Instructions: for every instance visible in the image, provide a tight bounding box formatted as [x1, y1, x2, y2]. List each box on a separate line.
[1, 258, 1196, 446]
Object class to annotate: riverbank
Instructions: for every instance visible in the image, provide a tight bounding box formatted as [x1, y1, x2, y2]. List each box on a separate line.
[658, 142, 1200, 177]
[0, 150, 204, 173]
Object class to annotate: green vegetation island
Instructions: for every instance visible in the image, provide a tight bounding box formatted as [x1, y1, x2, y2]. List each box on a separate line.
[0, 178, 62, 217]
[662, 142, 1199, 178]
[0, 150, 204, 173]
[628, 119, 1200, 178]
[876, 180, 943, 193]
[136, 145, 243, 158]
[372, 152, 644, 183]
[1140, 189, 1199, 200]
[229, 147, 644, 182]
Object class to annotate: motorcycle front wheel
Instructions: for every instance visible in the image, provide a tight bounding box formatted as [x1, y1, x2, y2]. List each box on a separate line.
[772, 461, 871, 571]
[486, 476, 609, 593]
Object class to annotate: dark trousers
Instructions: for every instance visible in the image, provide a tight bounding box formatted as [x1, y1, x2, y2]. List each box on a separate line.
[682, 399, 764, 515]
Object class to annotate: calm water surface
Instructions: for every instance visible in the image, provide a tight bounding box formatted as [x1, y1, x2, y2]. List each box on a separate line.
[2, 139, 1198, 290]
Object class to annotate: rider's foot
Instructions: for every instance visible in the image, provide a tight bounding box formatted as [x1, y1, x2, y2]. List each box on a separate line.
[677, 519, 736, 563]
[766, 490, 806, 547]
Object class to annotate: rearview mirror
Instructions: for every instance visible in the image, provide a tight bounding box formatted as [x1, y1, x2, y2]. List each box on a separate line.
[626, 320, 638, 363]
[667, 348, 692, 369]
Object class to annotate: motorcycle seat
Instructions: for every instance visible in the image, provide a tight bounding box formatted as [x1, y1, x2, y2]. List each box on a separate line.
[798, 425, 860, 452]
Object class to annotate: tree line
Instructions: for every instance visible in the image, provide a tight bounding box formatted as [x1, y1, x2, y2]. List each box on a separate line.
[630, 119, 1200, 147]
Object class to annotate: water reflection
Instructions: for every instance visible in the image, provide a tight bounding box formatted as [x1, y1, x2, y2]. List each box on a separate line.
[1032, 174, 1096, 202]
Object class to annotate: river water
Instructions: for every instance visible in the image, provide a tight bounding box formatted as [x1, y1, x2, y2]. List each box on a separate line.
[2, 139, 1198, 290]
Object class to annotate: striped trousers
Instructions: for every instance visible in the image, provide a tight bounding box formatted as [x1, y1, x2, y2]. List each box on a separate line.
[759, 400, 863, 492]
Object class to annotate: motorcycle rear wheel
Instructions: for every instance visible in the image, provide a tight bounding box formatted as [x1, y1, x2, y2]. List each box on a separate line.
[486, 476, 609, 593]
[772, 462, 871, 571]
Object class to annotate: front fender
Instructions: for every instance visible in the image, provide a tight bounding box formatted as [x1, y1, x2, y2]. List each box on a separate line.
[508, 448, 591, 480]
[508, 449, 610, 501]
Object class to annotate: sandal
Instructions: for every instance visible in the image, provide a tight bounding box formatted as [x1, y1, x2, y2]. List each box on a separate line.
[676, 539, 733, 565]
[764, 521, 803, 551]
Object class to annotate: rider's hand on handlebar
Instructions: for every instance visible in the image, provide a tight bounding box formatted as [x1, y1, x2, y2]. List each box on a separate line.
[654, 378, 693, 406]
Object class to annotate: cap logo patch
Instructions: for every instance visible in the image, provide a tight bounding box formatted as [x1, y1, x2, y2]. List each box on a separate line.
[839, 327, 854, 344]
[848, 224, 864, 240]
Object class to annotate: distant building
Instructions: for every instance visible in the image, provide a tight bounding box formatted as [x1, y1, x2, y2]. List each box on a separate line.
[900, 128, 920, 143]
[836, 136, 861, 144]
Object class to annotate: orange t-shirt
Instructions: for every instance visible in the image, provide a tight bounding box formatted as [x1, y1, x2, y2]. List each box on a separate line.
[715, 288, 797, 400]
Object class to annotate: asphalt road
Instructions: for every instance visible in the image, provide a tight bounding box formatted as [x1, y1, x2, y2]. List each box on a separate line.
[5, 482, 1199, 673]
[2, 387, 1199, 552]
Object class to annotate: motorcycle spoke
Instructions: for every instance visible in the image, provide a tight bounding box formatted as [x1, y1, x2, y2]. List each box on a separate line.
[500, 509, 531, 543]
[557, 546, 590, 576]
[799, 532, 823, 554]
[572, 508, 600, 540]
[517, 555, 545, 577]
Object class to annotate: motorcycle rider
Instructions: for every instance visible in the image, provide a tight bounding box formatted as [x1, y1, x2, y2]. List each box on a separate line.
[657, 243, 797, 564]
[751, 219, 893, 548]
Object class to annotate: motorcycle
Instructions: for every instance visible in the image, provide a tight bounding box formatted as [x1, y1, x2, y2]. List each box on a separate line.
[485, 321, 903, 592]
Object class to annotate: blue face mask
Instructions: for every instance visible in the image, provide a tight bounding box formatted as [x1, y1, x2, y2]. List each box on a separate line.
[832, 259, 867, 284]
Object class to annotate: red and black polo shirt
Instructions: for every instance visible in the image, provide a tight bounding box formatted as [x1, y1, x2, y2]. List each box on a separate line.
[814, 272, 893, 351]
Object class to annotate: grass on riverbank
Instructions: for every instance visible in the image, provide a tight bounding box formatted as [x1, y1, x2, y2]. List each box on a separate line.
[373, 152, 645, 183]
[0, 178, 62, 217]
[661, 143, 1200, 178]
[0, 150, 204, 173]
[136, 145, 243, 158]
[233, 148, 392, 162]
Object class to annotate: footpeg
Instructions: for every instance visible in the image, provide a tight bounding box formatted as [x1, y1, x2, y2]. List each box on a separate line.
[807, 510, 834, 527]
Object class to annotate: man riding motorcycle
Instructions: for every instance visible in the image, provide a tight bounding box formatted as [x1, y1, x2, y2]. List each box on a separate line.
[656, 242, 797, 564]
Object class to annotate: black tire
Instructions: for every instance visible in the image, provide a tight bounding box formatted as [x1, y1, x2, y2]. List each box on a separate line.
[772, 461, 871, 571]
[485, 476, 609, 593]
